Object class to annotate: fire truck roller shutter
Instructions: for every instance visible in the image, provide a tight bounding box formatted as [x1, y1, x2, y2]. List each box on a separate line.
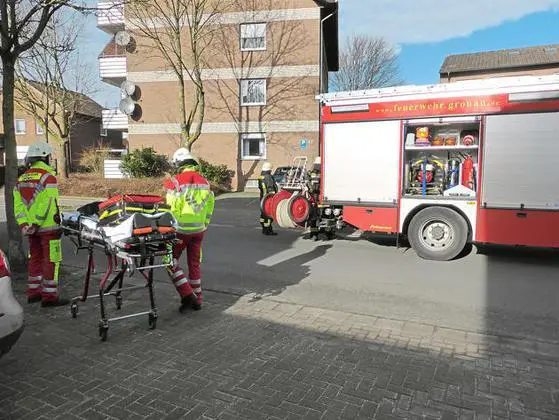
[478, 112, 559, 247]
[482, 112, 559, 210]
[322, 120, 401, 205]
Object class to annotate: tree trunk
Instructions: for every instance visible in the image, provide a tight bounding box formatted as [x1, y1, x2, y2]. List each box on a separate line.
[178, 76, 189, 149]
[58, 138, 70, 179]
[1, 55, 26, 269]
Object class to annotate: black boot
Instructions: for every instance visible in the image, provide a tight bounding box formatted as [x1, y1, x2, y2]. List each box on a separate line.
[28, 295, 42, 304]
[180, 294, 201, 313]
[41, 297, 70, 307]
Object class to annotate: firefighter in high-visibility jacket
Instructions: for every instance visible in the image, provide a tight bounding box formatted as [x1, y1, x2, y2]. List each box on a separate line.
[13, 141, 68, 306]
[258, 162, 278, 235]
[163, 149, 215, 312]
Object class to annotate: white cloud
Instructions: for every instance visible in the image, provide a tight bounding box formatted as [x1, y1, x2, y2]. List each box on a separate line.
[340, 0, 559, 44]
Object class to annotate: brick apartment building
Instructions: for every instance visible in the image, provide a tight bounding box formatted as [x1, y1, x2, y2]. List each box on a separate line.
[440, 44, 559, 82]
[0, 81, 122, 169]
[97, 0, 338, 189]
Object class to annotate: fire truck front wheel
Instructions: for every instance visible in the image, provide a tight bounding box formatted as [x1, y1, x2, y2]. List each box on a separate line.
[408, 207, 469, 261]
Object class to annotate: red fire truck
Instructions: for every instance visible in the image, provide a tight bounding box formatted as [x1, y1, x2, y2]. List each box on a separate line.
[312, 75, 559, 260]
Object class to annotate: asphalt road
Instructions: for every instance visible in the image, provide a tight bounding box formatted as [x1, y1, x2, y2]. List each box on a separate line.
[2, 195, 559, 345]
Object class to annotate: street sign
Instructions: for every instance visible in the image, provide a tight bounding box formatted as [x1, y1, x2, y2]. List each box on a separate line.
[300, 139, 308, 150]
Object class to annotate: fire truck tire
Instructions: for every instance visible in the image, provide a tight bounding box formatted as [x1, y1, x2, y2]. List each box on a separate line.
[408, 207, 468, 261]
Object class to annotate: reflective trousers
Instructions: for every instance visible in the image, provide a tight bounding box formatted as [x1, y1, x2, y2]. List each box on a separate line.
[27, 230, 62, 303]
[166, 232, 204, 304]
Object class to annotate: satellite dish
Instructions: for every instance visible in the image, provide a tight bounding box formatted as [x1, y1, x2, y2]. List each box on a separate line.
[120, 80, 136, 97]
[119, 97, 136, 116]
[115, 31, 131, 47]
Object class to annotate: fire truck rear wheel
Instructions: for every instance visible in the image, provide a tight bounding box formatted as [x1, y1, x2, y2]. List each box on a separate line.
[408, 207, 468, 261]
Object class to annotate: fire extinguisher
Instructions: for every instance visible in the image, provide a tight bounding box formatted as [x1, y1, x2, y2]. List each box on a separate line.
[461, 156, 475, 190]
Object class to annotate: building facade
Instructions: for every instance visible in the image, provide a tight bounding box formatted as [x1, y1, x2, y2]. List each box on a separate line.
[0, 86, 122, 169]
[97, 0, 338, 189]
[440, 44, 559, 82]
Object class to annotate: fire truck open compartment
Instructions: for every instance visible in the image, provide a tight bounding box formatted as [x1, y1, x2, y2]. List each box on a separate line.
[403, 117, 480, 199]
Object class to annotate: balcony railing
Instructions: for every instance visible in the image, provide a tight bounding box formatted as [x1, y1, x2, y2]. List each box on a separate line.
[99, 38, 127, 83]
[97, 1, 125, 31]
[102, 109, 128, 131]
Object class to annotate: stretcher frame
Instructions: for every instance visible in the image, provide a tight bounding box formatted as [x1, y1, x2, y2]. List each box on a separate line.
[63, 223, 177, 342]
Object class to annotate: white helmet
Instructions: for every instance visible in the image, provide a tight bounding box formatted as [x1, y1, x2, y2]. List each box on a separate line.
[172, 148, 199, 165]
[262, 162, 272, 172]
[313, 157, 321, 165]
[26, 141, 53, 158]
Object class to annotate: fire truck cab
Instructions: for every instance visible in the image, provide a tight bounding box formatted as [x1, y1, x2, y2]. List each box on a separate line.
[317, 75, 559, 260]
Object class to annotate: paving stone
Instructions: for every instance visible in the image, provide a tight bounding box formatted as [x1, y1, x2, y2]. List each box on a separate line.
[1, 269, 559, 420]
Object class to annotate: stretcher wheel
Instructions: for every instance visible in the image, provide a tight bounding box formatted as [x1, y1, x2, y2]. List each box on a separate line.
[115, 295, 123, 310]
[148, 312, 157, 330]
[271, 190, 292, 222]
[70, 302, 79, 318]
[287, 194, 311, 224]
[98, 322, 108, 342]
[260, 193, 275, 219]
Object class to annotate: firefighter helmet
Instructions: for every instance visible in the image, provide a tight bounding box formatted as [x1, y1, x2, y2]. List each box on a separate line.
[26, 141, 53, 158]
[262, 162, 272, 172]
[172, 148, 199, 166]
[313, 157, 321, 165]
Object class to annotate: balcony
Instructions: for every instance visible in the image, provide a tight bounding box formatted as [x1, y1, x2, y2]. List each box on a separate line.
[99, 39, 127, 85]
[102, 109, 128, 131]
[97, 1, 125, 33]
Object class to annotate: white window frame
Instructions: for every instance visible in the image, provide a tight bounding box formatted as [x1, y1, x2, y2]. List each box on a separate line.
[36, 121, 44, 135]
[240, 79, 267, 107]
[15, 119, 26, 135]
[241, 133, 266, 160]
[240, 22, 267, 52]
[100, 127, 108, 137]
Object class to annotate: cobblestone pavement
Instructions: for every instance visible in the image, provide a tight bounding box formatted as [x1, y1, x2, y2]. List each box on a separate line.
[1, 267, 559, 420]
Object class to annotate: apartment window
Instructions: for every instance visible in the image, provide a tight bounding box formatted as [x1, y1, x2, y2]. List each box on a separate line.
[15, 119, 26, 135]
[240, 79, 266, 106]
[36, 121, 44, 135]
[240, 23, 266, 51]
[241, 133, 266, 160]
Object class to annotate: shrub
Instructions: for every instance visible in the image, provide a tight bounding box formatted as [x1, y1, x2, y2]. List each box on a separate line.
[120, 147, 170, 178]
[199, 158, 234, 188]
[79, 146, 111, 174]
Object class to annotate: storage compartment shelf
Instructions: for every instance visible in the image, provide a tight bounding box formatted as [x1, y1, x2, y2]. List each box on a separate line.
[405, 145, 479, 151]
[403, 121, 481, 198]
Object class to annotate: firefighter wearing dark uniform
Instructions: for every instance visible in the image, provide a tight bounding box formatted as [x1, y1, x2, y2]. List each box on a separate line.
[258, 162, 278, 235]
[308, 157, 322, 240]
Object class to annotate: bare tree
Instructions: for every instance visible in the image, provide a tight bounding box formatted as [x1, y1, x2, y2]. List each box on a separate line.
[0, 0, 88, 267]
[127, 0, 229, 150]
[331, 35, 403, 92]
[207, 0, 315, 187]
[16, 12, 98, 179]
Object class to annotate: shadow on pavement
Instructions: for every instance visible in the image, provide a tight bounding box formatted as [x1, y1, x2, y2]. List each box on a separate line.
[482, 244, 559, 343]
[1, 288, 558, 419]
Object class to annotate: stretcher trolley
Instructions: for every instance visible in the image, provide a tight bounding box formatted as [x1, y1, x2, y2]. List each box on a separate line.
[61, 195, 178, 341]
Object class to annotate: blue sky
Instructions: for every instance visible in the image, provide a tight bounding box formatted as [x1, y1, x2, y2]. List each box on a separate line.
[81, 0, 559, 106]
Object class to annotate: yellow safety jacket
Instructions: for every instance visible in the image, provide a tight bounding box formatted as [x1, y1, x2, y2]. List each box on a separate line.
[13, 161, 61, 233]
[164, 165, 215, 234]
